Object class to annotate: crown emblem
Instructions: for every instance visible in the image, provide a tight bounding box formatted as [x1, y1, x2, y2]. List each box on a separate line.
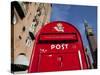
[54, 23, 64, 32]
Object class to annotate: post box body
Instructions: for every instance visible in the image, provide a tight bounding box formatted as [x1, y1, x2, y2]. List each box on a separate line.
[28, 21, 88, 73]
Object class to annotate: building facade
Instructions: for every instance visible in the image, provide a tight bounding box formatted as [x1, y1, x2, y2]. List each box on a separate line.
[11, 1, 51, 72]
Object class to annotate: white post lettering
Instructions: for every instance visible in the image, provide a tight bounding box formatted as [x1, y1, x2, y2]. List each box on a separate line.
[51, 44, 55, 50]
[61, 44, 64, 50]
[65, 44, 68, 49]
[56, 44, 61, 49]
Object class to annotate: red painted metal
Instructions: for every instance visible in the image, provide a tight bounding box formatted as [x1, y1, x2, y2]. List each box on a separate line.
[28, 21, 88, 73]
[39, 33, 77, 41]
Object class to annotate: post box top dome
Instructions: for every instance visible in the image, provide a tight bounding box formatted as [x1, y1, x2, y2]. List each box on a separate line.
[39, 21, 80, 34]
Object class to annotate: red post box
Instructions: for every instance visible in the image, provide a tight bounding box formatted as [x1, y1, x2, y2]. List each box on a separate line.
[28, 21, 88, 73]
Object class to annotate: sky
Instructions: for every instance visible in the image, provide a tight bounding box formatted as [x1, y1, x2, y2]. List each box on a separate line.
[50, 3, 97, 63]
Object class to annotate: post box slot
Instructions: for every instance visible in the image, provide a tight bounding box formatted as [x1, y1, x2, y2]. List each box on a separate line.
[39, 33, 78, 43]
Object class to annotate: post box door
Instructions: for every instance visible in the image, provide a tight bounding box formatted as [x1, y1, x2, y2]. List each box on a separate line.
[60, 53, 81, 70]
[38, 52, 81, 72]
[37, 54, 61, 72]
